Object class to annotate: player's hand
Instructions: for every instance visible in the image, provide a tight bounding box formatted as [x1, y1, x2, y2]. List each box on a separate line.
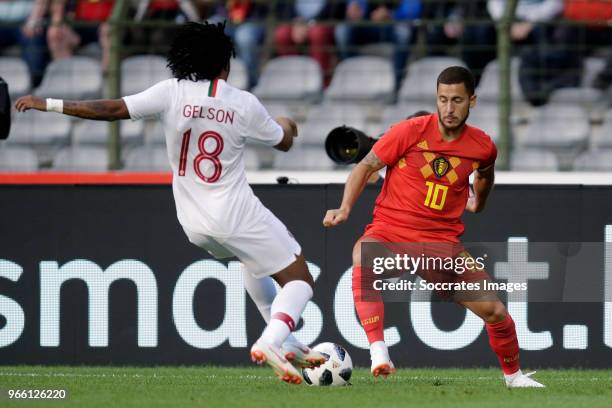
[465, 196, 485, 213]
[323, 208, 350, 227]
[15, 95, 46, 112]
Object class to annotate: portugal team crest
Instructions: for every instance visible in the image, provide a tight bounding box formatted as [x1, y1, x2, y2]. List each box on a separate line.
[432, 157, 450, 178]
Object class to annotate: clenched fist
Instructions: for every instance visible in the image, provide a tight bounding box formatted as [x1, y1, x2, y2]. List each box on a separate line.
[322, 208, 350, 227]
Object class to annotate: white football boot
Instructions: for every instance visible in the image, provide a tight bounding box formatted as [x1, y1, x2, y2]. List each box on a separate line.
[505, 370, 545, 388]
[370, 341, 396, 378]
[250, 339, 303, 385]
[282, 341, 327, 369]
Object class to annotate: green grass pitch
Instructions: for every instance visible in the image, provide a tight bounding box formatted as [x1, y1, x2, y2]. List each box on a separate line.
[1, 366, 610, 407]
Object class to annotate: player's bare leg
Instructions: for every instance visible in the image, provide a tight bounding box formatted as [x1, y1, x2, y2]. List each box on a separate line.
[458, 296, 545, 388]
[241, 264, 325, 368]
[250, 254, 326, 384]
[352, 237, 396, 378]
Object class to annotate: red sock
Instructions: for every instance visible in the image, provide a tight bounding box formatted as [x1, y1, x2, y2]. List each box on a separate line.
[352, 266, 385, 344]
[485, 313, 520, 374]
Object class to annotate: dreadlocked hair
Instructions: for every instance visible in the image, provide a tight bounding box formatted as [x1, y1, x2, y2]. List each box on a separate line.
[167, 21, 235, 82]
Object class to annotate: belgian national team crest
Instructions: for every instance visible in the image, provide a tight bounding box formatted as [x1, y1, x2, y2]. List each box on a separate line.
[432, 157, 450, 178]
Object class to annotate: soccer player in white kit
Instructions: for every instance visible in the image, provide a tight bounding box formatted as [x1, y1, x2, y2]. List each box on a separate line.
[15, 21, 325, 385]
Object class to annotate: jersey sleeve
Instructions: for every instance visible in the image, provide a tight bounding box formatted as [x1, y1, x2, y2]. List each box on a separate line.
[122, 79, 174, 120]
[244, 94, 284, 146]
[372, 120, 416, 166]
[479, 141, 498, 170]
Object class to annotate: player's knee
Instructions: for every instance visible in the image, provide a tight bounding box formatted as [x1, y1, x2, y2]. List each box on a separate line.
[273, 254, 314, 289]
[483, 302, 507, 323]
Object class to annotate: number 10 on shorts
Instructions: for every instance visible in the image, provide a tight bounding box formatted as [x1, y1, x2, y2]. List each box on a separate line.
[424, 181, 448, 210]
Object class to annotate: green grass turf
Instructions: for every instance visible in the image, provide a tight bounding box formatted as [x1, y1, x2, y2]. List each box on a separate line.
[0, 366, 610, 408]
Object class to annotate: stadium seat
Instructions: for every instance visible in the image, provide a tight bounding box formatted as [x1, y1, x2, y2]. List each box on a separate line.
[9, 110, 71, 145]
[124, 146, 170, 171]
[120, 120, 145, 145]
[399, 57, 466, 102]
[52, 146, 108, 171]
[227, 58, 248, 90]
[253, 56, 322, 103]
[548, 87, 604, 113]
[598, 110, 612, 148]
[299, 103, 368, 146]
[243, 148, 261, 170]
[522, 104, 589, 150]
[35, 56, 102, 99]
[0, 57, 31, 97]
[572, 149, 612, 171]
[261, 102, 292, 119]
[274, 144, 335, 171]
[468, 104, 500, 142]
[72, 119, 144, 146]
[510, 149, 559, 171]
[72, 120, 108, 145]
[380, 103, 434, 132]
[0, 146, 39, 171]
[325, 56, 394, 103]
[581, 57, 605, 88]
[121, 55, 171, 95]
[476, 57, 525, 103]
[146, 121, 165, 145]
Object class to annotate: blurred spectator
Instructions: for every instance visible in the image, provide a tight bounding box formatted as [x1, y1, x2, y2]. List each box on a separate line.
[334, 0, 422, 86]
[222, 0, 268, 88]
[0, 0, 50, 86]
[175, 0, 225, 22]
[130, 0, 182, 53]
[423, 1, 494, 85]
[561, 0, 612, 91]
[47, 0, 114, 72]
[274, 0, 344, 85]
[427, 0, 566, 97]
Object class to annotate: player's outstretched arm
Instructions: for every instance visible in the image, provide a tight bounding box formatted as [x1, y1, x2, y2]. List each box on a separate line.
[323, 150, 385, 227]
[466, 165, 495, 213]
[15, 95, 130, 121]
[273, 116, 298, 152]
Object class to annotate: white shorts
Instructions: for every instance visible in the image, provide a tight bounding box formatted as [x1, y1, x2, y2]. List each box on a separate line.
[182, 211, 302, 278]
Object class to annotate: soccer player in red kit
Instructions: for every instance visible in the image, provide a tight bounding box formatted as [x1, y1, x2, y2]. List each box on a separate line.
[323, 66, 544, 388]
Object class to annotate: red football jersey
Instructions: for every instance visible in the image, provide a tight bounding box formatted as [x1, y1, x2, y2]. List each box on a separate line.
[371, 113, 497, 239]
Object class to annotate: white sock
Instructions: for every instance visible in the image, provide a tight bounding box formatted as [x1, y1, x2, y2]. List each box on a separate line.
[259, 280, 312, 348]
[504, 369, 522, 382]
[370, 340, 390, 361]
[242, 266, 300, 345]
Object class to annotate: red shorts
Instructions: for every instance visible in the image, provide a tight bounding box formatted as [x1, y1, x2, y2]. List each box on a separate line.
[360, 221, 491, 299]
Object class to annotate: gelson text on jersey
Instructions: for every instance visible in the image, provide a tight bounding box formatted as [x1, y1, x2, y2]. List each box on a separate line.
[182, 105, 235, 124]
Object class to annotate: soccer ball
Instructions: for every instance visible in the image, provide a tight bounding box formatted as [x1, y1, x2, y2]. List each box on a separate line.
[302, 342, 352, 386]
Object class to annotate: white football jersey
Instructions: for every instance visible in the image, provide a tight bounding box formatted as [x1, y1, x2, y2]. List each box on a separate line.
[123, 78, 283, 237]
